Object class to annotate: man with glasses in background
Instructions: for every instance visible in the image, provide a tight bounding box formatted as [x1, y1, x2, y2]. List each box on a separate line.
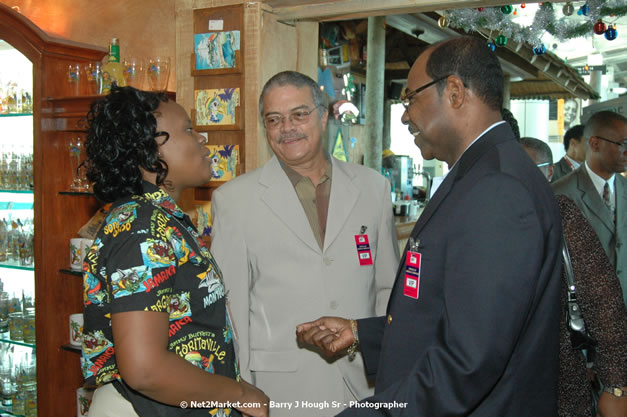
[520, 136, 555, 181]
[553, 110, 627, 306]
[210, 71, 399, 416]
[297, 36, 562, 417]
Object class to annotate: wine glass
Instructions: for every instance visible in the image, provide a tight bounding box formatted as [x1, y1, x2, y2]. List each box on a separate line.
[83, 62, 103, 95]
[147, 57, 170, 91]
[123, 57, 145, 89]
[66, 63, 81, 96]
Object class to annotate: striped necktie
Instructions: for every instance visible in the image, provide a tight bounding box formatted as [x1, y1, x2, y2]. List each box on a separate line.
[603, 182, 615, 223]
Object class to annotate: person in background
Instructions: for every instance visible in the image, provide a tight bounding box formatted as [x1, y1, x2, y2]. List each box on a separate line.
[298, 36, 563, 417]
[501, 107, 520, 141]
[210, 71, 399, 417]
[81, 86, 268, 417]
[521, 137, 627, 417]
[553, 124, 586, 183]
[552, 110, 627, 306]
[520, 136, 554, 181]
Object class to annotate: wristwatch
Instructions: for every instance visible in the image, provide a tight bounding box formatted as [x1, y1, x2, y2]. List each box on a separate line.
[603, 386, 626, 397]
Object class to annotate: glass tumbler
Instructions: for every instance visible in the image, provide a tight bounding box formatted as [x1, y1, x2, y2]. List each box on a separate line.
[147, 57, 170, 91]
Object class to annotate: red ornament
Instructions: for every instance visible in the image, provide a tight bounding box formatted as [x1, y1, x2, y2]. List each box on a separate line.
[594, 20, 607, 35]
[521, 3, 526, 8]
[478, 7, 485, 12]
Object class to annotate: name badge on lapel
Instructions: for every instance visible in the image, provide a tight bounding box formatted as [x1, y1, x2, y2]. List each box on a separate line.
[404, 237, 421, 299]
[355, 225, 373, 266]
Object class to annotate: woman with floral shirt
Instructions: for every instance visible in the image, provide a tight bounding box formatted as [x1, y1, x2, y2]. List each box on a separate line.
[82, 85, 268, 417]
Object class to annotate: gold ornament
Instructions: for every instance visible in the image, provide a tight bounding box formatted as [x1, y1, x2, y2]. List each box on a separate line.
[438, 16, 449, 28]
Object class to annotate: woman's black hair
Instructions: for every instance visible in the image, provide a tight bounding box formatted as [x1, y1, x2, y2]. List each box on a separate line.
[85, 85, 170, 202]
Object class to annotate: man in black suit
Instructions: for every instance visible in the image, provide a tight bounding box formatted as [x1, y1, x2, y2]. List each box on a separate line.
[552, 124, 585, 183]
[297, 36, 563, 417]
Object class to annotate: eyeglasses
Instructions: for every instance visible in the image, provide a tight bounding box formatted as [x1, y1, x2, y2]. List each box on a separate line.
[593, 136, 627, 152]
[401, 75, 451, 110]
[263, 106, 322, 130]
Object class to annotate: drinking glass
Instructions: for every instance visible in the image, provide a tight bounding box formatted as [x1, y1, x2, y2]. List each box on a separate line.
[123, 58, 145, 89]
[147, 57, 170, 91]
[67, 63, 81, 96]
[84, 62, 103, 95]
[69, 137, 89, 191]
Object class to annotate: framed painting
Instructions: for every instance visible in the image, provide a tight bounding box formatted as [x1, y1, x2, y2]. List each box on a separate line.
[193, 88, 240, 130]
[192, 31, 241, 75]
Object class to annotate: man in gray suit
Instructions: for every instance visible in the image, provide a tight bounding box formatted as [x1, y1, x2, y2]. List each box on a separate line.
[210, 71, 399, 416]
[552, 124, 585, 183]
[552, 111, 627, 305]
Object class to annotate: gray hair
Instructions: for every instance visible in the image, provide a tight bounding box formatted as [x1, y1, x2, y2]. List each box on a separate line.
[520, 137, 553, 165]
[258, 71, 327, 120]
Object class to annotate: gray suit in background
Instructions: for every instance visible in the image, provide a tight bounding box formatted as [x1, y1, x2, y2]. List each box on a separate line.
[552, 167, 627, 305]
[551, 157, 575, 183]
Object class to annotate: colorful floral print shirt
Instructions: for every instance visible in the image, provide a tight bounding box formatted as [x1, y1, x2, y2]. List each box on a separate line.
[81, 182, 240, 416]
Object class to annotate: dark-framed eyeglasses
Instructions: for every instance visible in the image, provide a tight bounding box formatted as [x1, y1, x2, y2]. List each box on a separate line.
[263, 106, 322, 130]
[593, 135, 627, 152]
[401, 75, 452, 110]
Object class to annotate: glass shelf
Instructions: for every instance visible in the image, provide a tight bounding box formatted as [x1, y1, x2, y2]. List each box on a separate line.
[0, 404, 25, 416]
[58, 191, 94, 196]
[0, 190, 33, 195]
[0, 262, 34, 271]
[59, 268, 82, 276]
[0, 112, 32, 118]
[0, 335, 35, 349]
[61, 343, 81, 354]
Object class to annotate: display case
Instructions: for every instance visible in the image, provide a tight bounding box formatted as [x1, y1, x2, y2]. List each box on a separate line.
[0, 33, 36, 417]
[0, 4, 107, 416]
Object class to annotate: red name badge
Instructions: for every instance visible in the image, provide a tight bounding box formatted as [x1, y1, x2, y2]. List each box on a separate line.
[403, 251, 421, 299]
[354, 234, 373, 266]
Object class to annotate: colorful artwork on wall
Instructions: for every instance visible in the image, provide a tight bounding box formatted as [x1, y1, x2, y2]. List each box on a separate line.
[207, 144, 239, 182]
[195, 88, 240, 126]
[194, 31, 240, 70]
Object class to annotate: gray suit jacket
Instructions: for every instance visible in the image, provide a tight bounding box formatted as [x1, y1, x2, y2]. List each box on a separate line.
[551, 157, 575, 183]
[211, 156, 399, 416]
[552, 167, 627, 305]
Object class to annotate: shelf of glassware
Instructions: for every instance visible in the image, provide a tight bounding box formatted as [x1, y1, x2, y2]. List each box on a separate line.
[0, 404, 25, 416]
[0, 113, 32, 118]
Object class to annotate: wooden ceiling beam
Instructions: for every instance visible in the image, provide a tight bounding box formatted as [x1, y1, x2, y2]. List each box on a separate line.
[269, 0, 542, 22]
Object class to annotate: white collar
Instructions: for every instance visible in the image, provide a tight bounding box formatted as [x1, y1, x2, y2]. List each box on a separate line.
[564, 155, 580, 169]
[585, 161, 615, 198]
[447, 121, 506, 172]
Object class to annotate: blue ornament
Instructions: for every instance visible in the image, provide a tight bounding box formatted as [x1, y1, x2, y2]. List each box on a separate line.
[487, 41, 496, 52]
[580, 4, 589, 16]
[605, 25, 618, 41]
[533, 44, 546, 55]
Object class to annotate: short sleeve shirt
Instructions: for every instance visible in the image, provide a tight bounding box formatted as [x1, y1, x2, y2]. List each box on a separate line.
[81, 182, 240, 416]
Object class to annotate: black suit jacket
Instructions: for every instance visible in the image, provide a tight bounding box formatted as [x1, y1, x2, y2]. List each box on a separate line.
[339, 123, 563, 417]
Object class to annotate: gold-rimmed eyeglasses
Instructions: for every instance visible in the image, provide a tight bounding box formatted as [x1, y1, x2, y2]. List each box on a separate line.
[593, 135, 627, 152]
[401, 75, 451, 110]
[263, 106, 322, 130]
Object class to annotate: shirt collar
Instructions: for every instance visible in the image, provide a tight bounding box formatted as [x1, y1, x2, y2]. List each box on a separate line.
[445, 120, 506, 176]
[140, 181, 187, 219]
[584, 161, 615, 197]
[564, 155, 580, 169]
[280, 154, 332, 186]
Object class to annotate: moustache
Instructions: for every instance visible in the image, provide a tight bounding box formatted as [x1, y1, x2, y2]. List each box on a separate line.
[277, 134, 307, 143]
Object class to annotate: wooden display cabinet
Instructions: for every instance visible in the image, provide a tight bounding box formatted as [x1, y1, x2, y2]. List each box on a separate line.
[0, 4, 106, 416]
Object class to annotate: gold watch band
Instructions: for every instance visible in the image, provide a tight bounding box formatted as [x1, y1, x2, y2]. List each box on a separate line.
[603, 386, 626, 397]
